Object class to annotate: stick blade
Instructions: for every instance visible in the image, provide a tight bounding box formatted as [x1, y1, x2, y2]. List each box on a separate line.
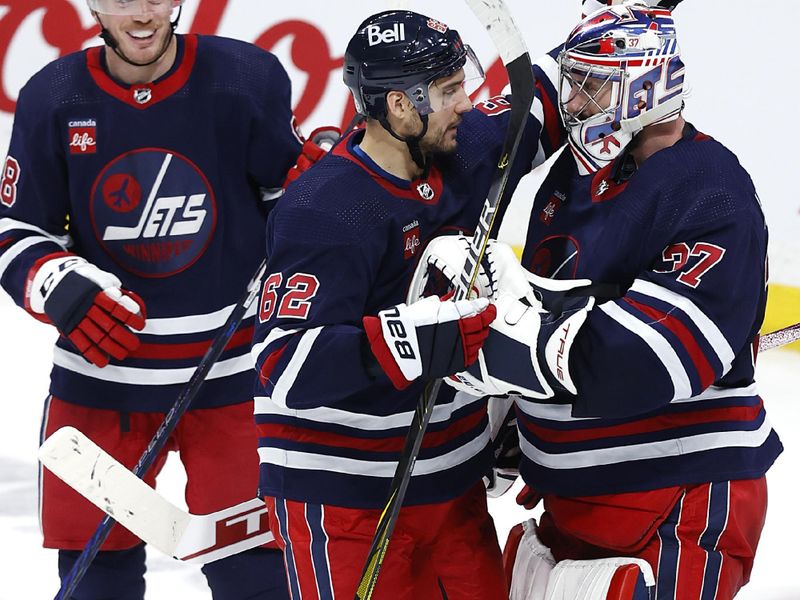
[38, 426, 190, 557]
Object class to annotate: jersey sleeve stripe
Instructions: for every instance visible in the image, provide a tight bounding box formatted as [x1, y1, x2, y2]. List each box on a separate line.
[599, 300, 693, 400]
[623, 297, 716, 390]
[629, 279, 734, 371]
[141, 302, 258, 335]
[0, 235, 64, 281]
[270, 327, 324, 409]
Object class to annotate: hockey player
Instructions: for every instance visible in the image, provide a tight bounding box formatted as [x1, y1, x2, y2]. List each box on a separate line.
[0, 0, 302, 598]
[422, 3, 783, 599]
[248, 9, 566, 599]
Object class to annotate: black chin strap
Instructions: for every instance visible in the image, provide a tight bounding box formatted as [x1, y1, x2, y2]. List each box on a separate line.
[96, 7, 182, 68]
[378, 113, 430, 173]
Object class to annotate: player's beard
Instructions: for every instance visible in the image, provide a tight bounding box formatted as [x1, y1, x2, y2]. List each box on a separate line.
[420, 120, 461, 156]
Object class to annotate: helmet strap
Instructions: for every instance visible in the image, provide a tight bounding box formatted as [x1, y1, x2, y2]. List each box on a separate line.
[379, 113, 430, 172]
[96, 7, 182, 68]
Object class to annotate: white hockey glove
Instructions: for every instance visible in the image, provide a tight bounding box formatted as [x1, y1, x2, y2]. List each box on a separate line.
[363, 295, 496, 390]
[408, 235, 537, 305]
[26, 253, 146, 368]
[447, 278, 595, 400]
[581, 0, 683, 17]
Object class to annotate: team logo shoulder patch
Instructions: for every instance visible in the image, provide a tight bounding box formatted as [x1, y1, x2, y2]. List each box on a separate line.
[403, 220, 421, 259]
[68, 119, 97, 155]
[90, 148, 217, 278]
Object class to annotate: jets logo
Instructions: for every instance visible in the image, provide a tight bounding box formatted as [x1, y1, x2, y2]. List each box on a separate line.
[90, 149, 217, 278]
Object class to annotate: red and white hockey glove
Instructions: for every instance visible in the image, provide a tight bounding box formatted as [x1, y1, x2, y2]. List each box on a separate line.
[363, 295, 496, 390]
[26, 253, 146, 368]
[282, 126, 342, 188]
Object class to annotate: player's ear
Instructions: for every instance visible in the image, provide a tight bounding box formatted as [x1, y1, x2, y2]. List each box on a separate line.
[385, 90, 411, 122]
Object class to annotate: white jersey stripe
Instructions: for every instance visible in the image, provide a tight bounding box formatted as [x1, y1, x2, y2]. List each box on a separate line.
[141, 302, 257, 336]
[0, 217, 72, 243]
[251, 326, 300, 368]
[0, 236, 59, 280]
[270, 327, 323, 409]
[256, 389, 484, 432]
[519, 415, 773, 470]
[53, 346, 252, 384]
[258, 423, 490, 477]
[630, 279, 735, 373]
[600, 301, 693, 400]
[516, 383, 760, 422]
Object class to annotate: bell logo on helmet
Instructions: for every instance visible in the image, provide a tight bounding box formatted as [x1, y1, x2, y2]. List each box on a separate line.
[366, 23, 405, 47]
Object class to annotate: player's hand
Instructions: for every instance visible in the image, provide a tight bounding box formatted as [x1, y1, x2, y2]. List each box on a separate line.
[363, 295, 496, 390]
[447, 286, 594, 399]
[26, 253, 146, 367]
[516, 484, 542, 510]
[283, 126, 341, 188]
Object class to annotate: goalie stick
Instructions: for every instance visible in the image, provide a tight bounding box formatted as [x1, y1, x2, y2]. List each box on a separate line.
[52, 259, 267, 599]
[354, 2, 534, 599]
[759, 322, 800, 352]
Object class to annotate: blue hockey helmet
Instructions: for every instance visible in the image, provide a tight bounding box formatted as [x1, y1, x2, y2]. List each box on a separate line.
[343, 11, 484, 120]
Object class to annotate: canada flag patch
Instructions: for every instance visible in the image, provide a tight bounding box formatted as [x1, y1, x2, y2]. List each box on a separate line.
[68, 119, 97, 155]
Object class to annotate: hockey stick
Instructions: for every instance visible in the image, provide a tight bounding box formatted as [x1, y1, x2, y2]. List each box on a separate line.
[37, 318, 799, 575]
[354, 3, 534, 599]
[51, 259, 267, 599]
[759, 322, 800, 352]
[39, 426, 273, 564]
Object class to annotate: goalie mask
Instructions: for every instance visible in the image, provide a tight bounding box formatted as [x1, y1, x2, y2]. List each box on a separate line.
[558, 3, 686, 174]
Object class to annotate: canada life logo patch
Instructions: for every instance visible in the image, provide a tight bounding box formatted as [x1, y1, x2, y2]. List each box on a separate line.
[403, 220, 421, 259]
[68, 119, 97, 155]
[90, 149, 217, 277]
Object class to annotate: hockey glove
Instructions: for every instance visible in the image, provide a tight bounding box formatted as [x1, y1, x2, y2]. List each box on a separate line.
[408, 235, 537, 305]
[447, 284, 594, 399]
[26, 253, 146, 368]
[282, 126, 341, 188]
[363, 295, 496, 390]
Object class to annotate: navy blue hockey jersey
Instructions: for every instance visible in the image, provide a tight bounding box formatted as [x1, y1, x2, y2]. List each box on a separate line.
[0, 35, 301, 412]
[251, 101, 550, 508]
[515, 124, 783, 497]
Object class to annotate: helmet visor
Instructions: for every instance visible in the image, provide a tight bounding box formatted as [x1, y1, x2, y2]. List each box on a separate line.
[406, 45, 484, 116]
[87, 0, 183, 16]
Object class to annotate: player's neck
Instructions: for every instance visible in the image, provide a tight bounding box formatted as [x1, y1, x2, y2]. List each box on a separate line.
[359, 123, 424, 181]
[104, 36, 178, 86]
[630, 115, 686, 165]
